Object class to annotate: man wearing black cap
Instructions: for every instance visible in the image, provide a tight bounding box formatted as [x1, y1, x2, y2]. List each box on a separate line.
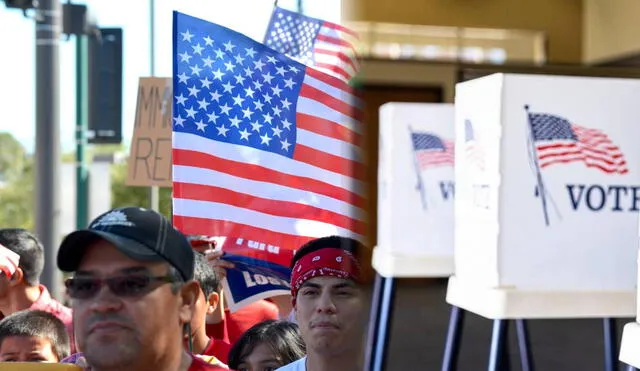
[57, 207, 226, 371]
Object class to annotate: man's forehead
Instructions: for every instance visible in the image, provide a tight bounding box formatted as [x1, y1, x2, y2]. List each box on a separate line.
[77, 240, 165, 271]
[301, 276, 358, 288]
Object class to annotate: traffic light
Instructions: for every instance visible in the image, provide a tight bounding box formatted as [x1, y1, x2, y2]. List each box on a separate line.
[3, 0, 36, 10]
[88, 28, 123, 144]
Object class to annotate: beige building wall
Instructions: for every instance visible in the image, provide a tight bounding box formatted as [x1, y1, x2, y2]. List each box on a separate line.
[583, 0, 640, 64]
[343, 0, 583, 64]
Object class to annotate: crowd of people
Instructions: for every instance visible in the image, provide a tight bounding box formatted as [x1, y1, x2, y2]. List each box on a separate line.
[0, 206, 372, 371]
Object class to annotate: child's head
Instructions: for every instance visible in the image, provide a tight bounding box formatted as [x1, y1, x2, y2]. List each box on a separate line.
[191, 253, 221, 332]
[0, 309, 70, 362]
[228, 320, 306, 371]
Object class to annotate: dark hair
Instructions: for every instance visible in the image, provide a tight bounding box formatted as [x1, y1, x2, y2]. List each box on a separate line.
[193, 252, 220, 297]
[0, 310, 71, 361]
[291, 235, 364, 269]
[228, 320, 306, 369]
[0, 229, 44, 286]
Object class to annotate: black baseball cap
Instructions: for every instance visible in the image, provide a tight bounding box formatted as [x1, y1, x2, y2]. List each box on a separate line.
[57, 207, 194, 281]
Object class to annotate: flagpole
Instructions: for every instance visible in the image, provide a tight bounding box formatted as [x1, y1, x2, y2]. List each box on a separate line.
[408, 125, 428, 210]
[524, 105, 550, 226]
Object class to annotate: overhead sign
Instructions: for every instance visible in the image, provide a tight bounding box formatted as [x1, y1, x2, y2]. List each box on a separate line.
[126, 77, 172, 187]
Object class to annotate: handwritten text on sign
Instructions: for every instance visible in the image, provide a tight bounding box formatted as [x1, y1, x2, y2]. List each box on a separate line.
[126, 77, 173, 187]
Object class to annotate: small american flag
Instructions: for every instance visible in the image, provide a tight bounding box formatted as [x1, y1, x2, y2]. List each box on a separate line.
[171, 12, 366, 250]
[264, 6, 359, 83]
[411, 132, 454, 169]
[464, 119, 485, 170]
[528, 112, 628, 174]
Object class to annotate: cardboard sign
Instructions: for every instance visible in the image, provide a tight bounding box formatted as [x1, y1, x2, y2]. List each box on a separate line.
[454, 73, 640, 292]
[375, 103, 455, 277]
[126, 77, 173, 187]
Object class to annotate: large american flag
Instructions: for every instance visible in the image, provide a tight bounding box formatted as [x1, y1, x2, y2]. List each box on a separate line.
[528, 112, 628, 174]
[411, 132, 454, 169]
[171, 12, 366, 250]
[464, 119, 485, 170]
[264, 6, 359, 83]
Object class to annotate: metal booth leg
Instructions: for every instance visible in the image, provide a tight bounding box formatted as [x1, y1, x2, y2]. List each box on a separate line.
[515, 319, 534, 371]
[441, 305, 466, 371]
[364, 274, 396, 371]
[603, 318, 618, 371]
[488, 319, 510, 371]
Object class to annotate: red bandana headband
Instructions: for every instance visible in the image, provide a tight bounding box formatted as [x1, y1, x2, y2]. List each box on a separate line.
[290, 248, 361, 303]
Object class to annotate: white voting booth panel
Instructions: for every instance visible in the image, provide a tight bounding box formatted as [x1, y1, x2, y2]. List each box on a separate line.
[375, 102, 455, 278]
[619, 250, 640, 367]
[448, 73, 640, 319]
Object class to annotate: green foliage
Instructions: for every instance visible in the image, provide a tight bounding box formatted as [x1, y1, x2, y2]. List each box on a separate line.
[110, 160, 173, 219]
[0, 133, 34, 230]
[0, 134, 173, 229]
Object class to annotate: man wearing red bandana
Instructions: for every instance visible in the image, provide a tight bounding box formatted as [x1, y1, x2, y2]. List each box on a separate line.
[276, 236, 370, 371]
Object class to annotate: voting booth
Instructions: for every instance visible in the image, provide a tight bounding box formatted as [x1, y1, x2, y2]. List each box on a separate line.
[448, 73, 639, 318]
[366, 102, 456, 371]
[442, 73, 640, 370]
[374, 102, 455, 277]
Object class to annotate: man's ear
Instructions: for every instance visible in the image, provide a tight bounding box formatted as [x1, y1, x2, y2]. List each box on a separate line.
[205, 292, 219, 315]
[9, 268, 24, 287]
[178, 281, 200, 325]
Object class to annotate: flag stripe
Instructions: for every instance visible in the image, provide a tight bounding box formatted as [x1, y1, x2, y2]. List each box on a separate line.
[173, 150, 366, 209]
[304, 68, 362, 105]
[297, 97, 361, 134]
[537, 143, 628, 171]
[313, 62, 351, 82]
[297, 128, 364, 163]
[313, 47, 359, 75]
[173, 133, 367, 197]
[303, 72, 363, 109]
[173, 183, 367, 234]
[313, 55, 357, 83]
[293, 144, 366, 180]
[316, 33, 357, 55]
[296, 113, 362, 147]
[320, 21, 359, 40]
[173, 198, 365, 240]
[173, 216, 313, 252]
[300, 84, 362, 120]
[173, 166, 366, 220]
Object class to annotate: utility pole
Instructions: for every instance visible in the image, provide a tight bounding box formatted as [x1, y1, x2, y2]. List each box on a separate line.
[35, 0, 63, 299]
[148, 0, 160, 211]
[75, 20, 89, 229]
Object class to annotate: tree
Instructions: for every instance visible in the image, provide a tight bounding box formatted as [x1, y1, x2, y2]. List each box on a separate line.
[0, 133, 34, 229]
[110, 160, 172, 219]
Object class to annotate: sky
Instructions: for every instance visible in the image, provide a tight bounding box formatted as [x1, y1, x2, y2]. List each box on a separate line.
[0, 0, 341, 153]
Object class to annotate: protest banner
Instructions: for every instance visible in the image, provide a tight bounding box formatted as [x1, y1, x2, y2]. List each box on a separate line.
[214, 237, 294, 311]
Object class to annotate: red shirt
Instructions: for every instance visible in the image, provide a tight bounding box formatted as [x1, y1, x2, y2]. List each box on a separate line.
[201, 337, 232, 364]
[190, 354, 230, 370]
[30, 284, 73, 326]
[206, 300, 279, 345]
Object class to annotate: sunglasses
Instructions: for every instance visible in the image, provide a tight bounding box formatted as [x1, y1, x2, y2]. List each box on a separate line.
[65, 275, 177, 299]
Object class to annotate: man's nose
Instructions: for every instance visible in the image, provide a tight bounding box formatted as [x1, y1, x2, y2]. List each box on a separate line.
[89, 283, 124, 312]
[316, 291, 337, 313]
